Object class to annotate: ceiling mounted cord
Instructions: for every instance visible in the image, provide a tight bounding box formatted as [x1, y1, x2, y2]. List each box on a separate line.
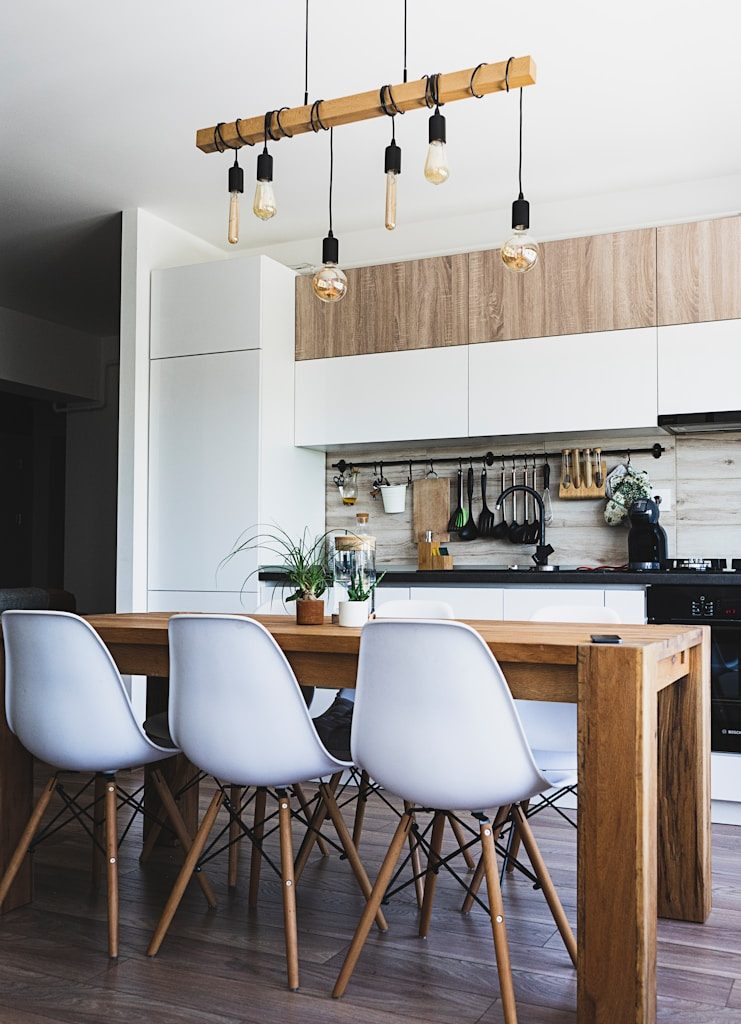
[403, 0, 408, 82]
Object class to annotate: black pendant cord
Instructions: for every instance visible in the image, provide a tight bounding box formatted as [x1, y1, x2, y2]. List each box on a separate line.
[518, 86, 524, 197]
[505, 56, 524, 199]
[403, 0, 407, 82]
[304, 0, 309, 105]
[328, 126, 334, 235]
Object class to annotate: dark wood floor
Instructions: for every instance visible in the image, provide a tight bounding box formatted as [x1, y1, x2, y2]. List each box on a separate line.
[2, 768, 741, 1023]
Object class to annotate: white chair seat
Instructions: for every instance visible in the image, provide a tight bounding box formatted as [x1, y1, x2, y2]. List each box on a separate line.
[541, 767, 579, 790]
[531, 747, 578, 771]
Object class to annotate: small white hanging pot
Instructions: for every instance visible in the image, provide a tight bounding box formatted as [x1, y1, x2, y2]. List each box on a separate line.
[338, 599, 371, 627]
[380, 484, 407, 514]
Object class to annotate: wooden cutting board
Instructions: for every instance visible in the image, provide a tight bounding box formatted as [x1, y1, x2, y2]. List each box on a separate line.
[412, 478, 451, 542]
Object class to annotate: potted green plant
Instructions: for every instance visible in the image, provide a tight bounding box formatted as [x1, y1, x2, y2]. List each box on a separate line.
[338, 570, 385, 627]
[221, 527, 332, 625]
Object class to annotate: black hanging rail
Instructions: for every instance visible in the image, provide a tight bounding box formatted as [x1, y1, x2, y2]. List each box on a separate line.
[332, 443, 665, 476]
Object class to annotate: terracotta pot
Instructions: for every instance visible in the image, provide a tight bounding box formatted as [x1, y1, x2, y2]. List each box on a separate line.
[296, 598, 325, 625]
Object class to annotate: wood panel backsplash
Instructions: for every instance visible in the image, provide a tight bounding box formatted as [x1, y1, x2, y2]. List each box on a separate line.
[325, 432, 741, 567]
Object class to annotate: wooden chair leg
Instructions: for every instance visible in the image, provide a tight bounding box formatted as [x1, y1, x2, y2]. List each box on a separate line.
[228, 785, 243, 888]
[147, 790, 224, 957]
[278, 792, 300, 991]
[511, 804, 577, 966]
[332, 811, 413, 999]
[461, 806, 510, 914]
[319, 783, 388, 932]
[447, 812, 476, 871]
[293, 783, 329, 857]
[294, 771, 341, 882]
[480, 817, 517, 1024]
[249, 787, 267, 910]
[140, 759, 184, 865]
[91, 773, 106, 889]
[0, 775, 57, 908]
[405, 801, 425, 909]
[150, 768, 217, 909]
[104, 776, 119, 959]
[351, 770, 370, 850]
[506, 798, 529, 873]
[419, 811, 446, 938]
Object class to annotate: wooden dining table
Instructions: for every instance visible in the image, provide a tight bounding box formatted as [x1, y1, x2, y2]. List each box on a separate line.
[0, 612, 710, 1024]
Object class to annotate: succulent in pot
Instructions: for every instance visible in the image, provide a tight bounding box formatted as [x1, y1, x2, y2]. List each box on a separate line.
[338, 570, 385, 627]
[220, 526, 333, 625]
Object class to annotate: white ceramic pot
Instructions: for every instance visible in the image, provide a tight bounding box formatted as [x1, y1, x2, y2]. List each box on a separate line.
[338, 599, 371, 627]
[380, 484, 407, 513]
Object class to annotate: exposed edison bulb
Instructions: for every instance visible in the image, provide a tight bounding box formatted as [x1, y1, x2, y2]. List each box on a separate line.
[312, 263, 348, 303]
[424, 140, 449, 185]
[385, 171, 398, 230]
[228, 191, 240, 245]
[501, 227, 539, 273]
[253, 179, 277, 220]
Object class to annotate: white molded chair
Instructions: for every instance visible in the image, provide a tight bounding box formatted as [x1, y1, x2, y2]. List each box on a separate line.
[332, 619, 576, 1019]
[0, 610, 181, 958]
[146, 614, 386, 991]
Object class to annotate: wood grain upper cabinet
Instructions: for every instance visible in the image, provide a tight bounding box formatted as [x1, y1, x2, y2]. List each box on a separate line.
[469, 229, 657, 343]
[295, 254, 468, 359]
[657, 217, 741, 326]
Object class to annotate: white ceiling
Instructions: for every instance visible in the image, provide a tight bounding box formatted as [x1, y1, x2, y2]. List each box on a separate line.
[2, 0, 740, 334]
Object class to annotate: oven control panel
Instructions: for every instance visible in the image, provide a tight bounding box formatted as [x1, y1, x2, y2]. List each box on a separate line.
[691, 595, 715, 617]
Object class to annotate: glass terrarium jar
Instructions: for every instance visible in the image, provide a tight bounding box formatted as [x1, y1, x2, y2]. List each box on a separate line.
[333, 514, 376, 591]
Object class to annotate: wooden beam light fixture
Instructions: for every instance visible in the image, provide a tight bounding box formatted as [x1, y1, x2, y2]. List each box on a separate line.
[196, 56, 537, 154]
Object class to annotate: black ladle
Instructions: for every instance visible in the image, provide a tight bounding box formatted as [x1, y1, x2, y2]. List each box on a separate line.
[459, 466, 479, 541]
[491, 461, 510, 540]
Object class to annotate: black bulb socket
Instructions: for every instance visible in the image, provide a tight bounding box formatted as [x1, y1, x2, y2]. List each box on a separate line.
[428, 108, 446, 145]
[512, 193, 530, 231]
[256, 149, 273, 183]
[228, 161, 244, 195]
[384, 140, 402, 175]
[322, 231, 339, 266]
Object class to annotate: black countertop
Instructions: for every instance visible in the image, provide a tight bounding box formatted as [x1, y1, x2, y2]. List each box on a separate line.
[259, 564, 741, 588]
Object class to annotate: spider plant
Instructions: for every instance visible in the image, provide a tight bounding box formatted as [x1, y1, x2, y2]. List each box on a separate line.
[220, 525, 333, 602]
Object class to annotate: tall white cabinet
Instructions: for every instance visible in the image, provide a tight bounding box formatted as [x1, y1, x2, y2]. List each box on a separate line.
[148, 255, 325, 612]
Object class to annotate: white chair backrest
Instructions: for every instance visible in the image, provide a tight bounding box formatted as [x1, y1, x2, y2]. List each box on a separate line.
[375, 599, 454, 619]
[518, 604, 621, 754]
[2, 610, 167, 773]
[168, 615, 339, 786]
[530, 605, 620, 624]
[352, 619, 547, 811]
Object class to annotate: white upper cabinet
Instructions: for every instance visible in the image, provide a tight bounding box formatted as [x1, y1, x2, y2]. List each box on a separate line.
[151, 256, 262, 358]
[469, 328, 658, 438]
[295, 346, 469, 448]
[658, 319, 741, 415]
[148, 350, 260, 592]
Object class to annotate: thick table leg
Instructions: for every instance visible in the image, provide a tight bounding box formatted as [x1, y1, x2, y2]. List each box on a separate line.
[657, 638, 712, 923]
[144, 676, 199, 847]
[577, 644, 657, 1024]
[0, 647, 34, 912]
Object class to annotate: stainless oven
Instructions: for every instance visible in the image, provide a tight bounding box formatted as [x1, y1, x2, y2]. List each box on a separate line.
[647, 585, 741, 753]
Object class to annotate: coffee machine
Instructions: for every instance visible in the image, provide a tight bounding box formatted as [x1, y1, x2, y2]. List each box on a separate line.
[627, 498, 668, 570]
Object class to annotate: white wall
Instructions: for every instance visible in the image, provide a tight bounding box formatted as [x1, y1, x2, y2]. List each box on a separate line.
[0, 306, 101, 400]
[116, 208, 225, 614]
